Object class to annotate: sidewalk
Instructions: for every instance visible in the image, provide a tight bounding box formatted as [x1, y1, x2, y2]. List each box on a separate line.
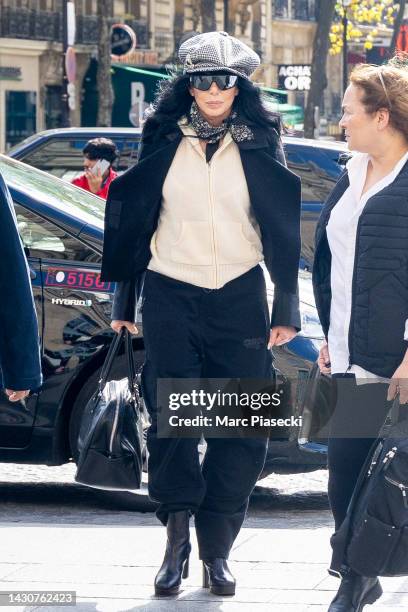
[0, 507, 407, 612]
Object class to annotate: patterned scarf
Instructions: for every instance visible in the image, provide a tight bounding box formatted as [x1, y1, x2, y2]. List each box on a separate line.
[188, 101, 254, 144]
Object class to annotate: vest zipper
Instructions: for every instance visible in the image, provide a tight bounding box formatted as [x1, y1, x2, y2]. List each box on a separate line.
[345, 215, 363, 373]
[207, 160, 218, 287]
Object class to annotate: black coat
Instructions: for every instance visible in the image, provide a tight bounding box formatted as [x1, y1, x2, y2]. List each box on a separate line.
[101, 123, 302, 330]
[313, 161, 408, 378]
[0, 172, 42, 391]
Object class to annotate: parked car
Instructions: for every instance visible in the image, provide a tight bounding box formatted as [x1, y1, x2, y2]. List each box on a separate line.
[0, 153, 330, 510]
[8, 127, 348, 269]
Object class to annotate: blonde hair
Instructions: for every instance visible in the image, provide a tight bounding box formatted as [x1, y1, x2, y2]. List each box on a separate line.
[349, 52, 408, 141]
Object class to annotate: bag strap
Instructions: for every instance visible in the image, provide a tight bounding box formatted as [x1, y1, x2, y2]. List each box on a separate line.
[382, 394, 408, 439]
[125, 329, 138, 393]
[98, 328, 126, 391]
[99, 328, 142, 395]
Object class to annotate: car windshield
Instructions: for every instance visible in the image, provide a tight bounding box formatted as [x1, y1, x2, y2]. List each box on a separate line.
[0, 155, 105, 227]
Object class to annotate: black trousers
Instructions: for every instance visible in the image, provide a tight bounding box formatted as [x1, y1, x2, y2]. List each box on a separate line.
[140, 265, 272, 559]
[327, 374, 391, 531]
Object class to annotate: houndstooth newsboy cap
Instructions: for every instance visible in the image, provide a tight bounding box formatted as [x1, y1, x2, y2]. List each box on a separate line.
[179, 31, 260, 80]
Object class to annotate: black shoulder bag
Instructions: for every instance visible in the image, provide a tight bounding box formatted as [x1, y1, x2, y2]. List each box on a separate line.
[329, 399, 408, 578]
[75, 328, 147, 491]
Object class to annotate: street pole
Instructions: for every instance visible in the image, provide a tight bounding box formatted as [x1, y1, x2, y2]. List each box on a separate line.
[341, 0, 351, 141]
[61, 0, 70, 127]
[342, 11, 348, 98]
[223, 0, 228, 32]
[342, 0, 352, 98]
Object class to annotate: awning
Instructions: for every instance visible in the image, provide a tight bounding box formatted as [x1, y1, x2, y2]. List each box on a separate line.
[261, 85, 288, 103]
[112, 64, 171, 80]
[111, 64, 294, 126]
[112, 63, 288, 95]
[112, 64, 289, 99]
[265, 102, 304, 126]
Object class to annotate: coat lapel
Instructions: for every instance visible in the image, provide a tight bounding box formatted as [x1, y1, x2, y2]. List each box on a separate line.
[119, 134, 182, 227]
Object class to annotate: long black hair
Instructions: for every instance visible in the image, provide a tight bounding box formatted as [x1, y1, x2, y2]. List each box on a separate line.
[142, 73, 282, 142]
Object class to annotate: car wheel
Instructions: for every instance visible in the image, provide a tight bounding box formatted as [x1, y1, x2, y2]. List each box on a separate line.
[69, 349, 158, 513]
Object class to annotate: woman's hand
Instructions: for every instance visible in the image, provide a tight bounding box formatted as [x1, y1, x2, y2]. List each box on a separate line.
[5, 389, 29, 403]
[387, 359, 408, 404]
[317, 340, 331, 375]
[111, 320, 139, 335]
[268, 326, 297, 348]
[85, 167, 103, 194]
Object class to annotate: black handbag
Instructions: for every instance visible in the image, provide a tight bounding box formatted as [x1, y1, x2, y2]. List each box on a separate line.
[330, 399, 408, 578]
[75, 328, 147, 492]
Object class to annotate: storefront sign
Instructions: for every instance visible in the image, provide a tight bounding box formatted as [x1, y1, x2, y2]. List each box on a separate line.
[0, 67, 22, 81]
[278, 65, 311, 91]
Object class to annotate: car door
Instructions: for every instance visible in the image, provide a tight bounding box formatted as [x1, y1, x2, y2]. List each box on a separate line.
[0, 210, 43, 448]
[13, 204, 114, 432]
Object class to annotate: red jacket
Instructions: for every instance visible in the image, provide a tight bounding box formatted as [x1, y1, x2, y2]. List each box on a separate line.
[72, 168, 118, 199]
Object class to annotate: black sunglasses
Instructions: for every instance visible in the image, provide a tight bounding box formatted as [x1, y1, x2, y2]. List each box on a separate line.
[190, 74, 238, 91]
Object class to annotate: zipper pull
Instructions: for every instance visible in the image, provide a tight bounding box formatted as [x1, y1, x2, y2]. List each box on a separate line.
[383, 447, 397, 463]
[401, 487, 408, 509]
[383, 447, 397, 462]
[383, 447, 397, 471]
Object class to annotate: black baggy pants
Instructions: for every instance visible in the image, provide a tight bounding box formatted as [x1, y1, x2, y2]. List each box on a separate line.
[140, 265, 273, 559]
[327, 374, 391, 531]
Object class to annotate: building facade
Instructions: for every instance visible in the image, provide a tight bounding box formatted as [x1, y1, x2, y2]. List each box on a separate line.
[0, 0, 395, 151]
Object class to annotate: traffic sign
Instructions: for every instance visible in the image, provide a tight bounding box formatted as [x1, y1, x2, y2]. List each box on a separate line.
[111, 24, 137, 59]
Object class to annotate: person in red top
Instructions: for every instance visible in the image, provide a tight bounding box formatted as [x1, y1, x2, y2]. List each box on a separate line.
[72, 137, 119, 199]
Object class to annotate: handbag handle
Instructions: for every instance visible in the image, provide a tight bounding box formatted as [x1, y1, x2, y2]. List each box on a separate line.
[125, 329, 138, 394]
[98, 328, 138, 392]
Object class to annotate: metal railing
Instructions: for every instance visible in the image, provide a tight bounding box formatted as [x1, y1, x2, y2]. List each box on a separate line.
[0, 7, 60, 40]
[0, 7, 148, 47]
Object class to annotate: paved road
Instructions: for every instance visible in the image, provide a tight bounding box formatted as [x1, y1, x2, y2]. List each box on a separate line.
[0, 464, 405, 611]
[0, 463, 329, 518]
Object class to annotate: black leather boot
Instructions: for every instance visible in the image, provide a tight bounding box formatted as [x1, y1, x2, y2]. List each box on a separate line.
[202, 558, 236, 596]
[328, 570, 383, 611]
[154, 511, 191, 596]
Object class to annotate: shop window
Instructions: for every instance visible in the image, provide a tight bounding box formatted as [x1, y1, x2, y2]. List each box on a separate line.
[5, 91, 36, 150]
[274, 0, 290, 19]
[292, 0, 316, 21]
[45, 86, 63, 130]
[126, 0, 140, 17]
[294, 91, 306, 108]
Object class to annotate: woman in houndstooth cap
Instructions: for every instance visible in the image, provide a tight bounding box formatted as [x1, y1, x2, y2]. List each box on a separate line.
[103, 29, 302, 599]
